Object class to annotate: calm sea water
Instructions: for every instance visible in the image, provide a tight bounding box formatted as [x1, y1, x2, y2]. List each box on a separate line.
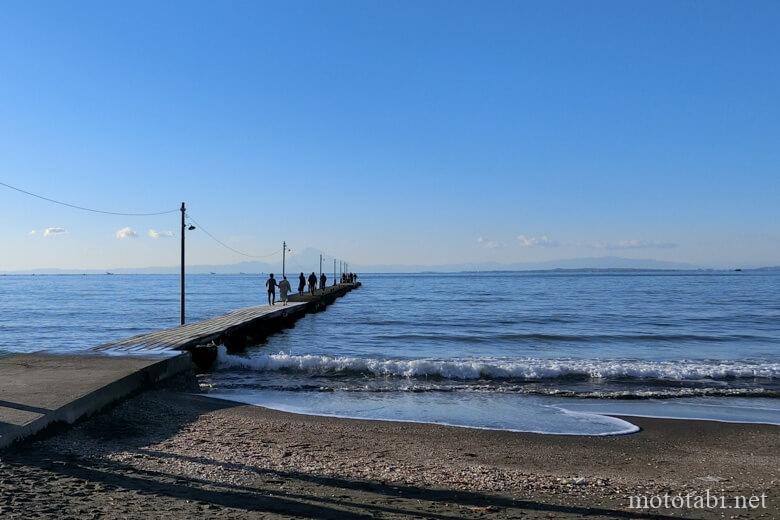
[2, 272, 779, 434]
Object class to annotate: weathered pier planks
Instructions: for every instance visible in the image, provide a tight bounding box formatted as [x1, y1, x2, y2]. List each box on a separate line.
[92, 303, 306, 353]
[92, 283, 360, 356]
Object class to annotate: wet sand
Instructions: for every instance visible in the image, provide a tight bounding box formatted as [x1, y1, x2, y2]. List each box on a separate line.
[1, 386, 777, 519]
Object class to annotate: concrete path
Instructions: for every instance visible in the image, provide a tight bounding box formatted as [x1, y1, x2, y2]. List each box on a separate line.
[0, 353, 190, 449]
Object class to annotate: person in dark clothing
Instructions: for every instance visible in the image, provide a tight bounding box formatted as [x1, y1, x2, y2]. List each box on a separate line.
[298, 272, 306, 296]
[265, 273, 277, 306]
[319, 273, 327, 292]
[308, 272, 317, 294]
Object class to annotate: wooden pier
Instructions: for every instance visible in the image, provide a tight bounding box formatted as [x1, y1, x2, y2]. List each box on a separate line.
[92, 282, 360, 366]
[0, 282, 360, 448]
[92, 302, 307, 353]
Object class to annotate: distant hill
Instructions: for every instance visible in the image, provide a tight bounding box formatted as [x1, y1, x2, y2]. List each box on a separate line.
[0, 247, 329, 275]
[5, 251, 780, 275]
[0, 254, 716, 274]
[351, 256, 701, 273]
[746, 266, 780, 272]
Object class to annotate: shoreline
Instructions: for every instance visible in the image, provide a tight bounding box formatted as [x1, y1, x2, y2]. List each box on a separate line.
[2, 387, 777, 518]
[202, 394, 642, 436]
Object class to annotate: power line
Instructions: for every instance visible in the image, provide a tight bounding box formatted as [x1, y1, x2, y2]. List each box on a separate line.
[0, 181, 179, 216]
[185, 213, 282, 259]
[287, 253, 306, 273]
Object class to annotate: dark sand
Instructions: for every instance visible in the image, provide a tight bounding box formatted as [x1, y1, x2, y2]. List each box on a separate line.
[1, 386, 777, 519]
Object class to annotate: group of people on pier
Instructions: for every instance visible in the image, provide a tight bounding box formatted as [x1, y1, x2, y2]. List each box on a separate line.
[341, 272, 357, 284]
[264, 271, 357, 306]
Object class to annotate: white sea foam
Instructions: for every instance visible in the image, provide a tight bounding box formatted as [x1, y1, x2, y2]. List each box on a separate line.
[217, 349, 780, 382]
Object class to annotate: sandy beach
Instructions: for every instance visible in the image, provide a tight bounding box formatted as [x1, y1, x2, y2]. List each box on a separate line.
[1, 380, 777, 519]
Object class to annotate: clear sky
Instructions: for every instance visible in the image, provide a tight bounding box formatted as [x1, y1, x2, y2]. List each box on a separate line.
[1, 1, 778, 270]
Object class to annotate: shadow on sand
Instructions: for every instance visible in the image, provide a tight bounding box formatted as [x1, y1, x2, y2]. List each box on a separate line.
[5, 391, 681, 519]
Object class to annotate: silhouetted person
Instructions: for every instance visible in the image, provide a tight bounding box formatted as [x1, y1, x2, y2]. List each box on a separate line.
[319, 273, 327, 292]
[308, 272, 317, 294]
[298, 272, 306, 296]
[278, 275, 291, 306]
[266, 273, 277, 305]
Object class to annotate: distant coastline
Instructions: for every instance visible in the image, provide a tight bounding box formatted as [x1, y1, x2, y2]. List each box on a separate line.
[2, 265, 778, 276]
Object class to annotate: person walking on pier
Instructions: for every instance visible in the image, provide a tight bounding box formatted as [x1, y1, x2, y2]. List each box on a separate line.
[266, 273, 278, 306]
[319, 272, 327, 293]
[278, 275, 291, 306]
[298, 272, 306, 296]
[308, 272, 317, 294]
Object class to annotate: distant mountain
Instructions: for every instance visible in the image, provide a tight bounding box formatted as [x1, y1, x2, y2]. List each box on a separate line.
[1, 255, 711, 274]
[0, 247, 330, 275]
[352, 256, 701, 273]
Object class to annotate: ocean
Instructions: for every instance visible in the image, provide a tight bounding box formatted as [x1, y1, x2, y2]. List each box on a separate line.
[2, 271, 779, 435]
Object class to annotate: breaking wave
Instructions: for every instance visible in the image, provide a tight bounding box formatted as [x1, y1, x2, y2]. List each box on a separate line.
[217, 350, 780, 383]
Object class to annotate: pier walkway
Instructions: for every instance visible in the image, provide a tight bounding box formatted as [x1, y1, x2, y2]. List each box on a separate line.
[92, 302, 307, 353]
[91, 282, 358, 355]
[0, 282, 360, 449]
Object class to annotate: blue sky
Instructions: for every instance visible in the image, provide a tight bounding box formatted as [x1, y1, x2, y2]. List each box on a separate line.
[1, 1, 778, 270]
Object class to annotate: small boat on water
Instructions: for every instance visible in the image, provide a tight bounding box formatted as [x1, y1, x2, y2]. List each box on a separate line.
[105, 272, 114, 275]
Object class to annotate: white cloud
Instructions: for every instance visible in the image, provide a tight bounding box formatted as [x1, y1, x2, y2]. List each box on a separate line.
[517, 234, 558, 247]
[148, 229, 175, 239]
[43, 227, 67, 237]
[591, 240, 678, 250]
[28, 230, 37, 235]
[514, 234, 677, 250]
[116, 227, 138, 239]
[477, 237, 503, 249]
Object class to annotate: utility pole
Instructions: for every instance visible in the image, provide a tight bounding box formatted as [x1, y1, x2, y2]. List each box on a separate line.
[319, 254, 322, 278]
[333, 259, 336, 286]
[282, 241, 286, 278]
[180, 202, 186, 326]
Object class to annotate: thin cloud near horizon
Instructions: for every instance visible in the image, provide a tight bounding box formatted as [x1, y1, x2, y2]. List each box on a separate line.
[42, 227, 67, 237]
[508, 234, 678, 250]
[116, 227, 138, 239]
[477, 237, 504, 249]
[517, 235, 559, 248]
[148, 229, 175, 239]
[592, 239, 678, 250]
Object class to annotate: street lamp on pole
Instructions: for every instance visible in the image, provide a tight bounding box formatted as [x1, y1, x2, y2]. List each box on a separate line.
[180, 203, 196, 325]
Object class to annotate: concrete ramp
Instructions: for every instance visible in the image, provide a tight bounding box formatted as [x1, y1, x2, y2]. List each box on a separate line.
[0, 353, 190, 449]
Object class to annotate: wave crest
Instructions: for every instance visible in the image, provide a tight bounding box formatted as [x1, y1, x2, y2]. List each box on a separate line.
[217, 351, 780, 382]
